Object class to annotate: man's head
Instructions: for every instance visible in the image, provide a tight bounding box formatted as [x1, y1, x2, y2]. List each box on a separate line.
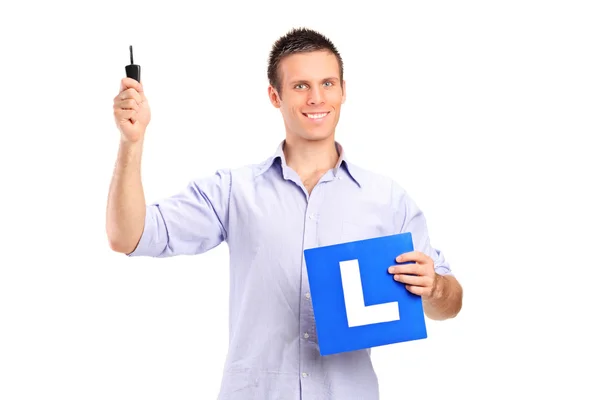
[267, 28, 346, 144]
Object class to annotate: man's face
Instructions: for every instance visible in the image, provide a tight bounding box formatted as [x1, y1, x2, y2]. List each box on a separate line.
[269, 50, 346, 143]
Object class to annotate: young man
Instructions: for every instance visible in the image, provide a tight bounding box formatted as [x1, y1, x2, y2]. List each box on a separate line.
[107, 28, 462, 400]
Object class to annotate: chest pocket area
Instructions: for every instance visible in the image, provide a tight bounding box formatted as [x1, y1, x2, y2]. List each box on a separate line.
[316, 204, 393, 247]
[341, 219, 388, 243]
[341, 220, 364, 242]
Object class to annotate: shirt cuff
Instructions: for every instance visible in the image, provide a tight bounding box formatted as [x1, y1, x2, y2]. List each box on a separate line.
[126, 206, 158, 257]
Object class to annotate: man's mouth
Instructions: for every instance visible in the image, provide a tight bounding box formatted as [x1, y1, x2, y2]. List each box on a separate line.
[303, 112, 330, 121]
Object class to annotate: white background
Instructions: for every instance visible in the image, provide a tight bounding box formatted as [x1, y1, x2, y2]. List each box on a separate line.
[1, 1, 599, 399]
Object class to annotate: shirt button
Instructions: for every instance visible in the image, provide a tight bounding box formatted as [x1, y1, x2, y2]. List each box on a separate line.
[309, 213, 316, 220]
[305, 292, 311, 300]
[304, 332, 309, 339]
[302, 372, 308, 378]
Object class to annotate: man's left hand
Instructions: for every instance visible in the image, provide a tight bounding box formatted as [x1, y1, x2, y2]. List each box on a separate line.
[388, 251, 439, 299]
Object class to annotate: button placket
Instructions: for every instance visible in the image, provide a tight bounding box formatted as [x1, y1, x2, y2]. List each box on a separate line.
[299, 185, 325, 391]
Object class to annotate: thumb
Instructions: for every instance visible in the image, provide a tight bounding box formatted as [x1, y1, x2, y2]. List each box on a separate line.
[119, 77, 144, 94]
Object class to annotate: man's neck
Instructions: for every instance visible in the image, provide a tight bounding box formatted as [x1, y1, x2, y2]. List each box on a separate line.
[283, 136, 339, 177]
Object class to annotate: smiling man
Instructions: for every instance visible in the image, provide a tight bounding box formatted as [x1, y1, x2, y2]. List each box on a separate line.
[107, 27, 463, 400]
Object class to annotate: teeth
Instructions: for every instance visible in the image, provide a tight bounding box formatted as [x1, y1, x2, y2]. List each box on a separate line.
[306, 113, 327, 119]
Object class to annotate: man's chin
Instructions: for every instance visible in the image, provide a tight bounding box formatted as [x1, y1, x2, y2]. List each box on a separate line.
[297, 130, 334, 142]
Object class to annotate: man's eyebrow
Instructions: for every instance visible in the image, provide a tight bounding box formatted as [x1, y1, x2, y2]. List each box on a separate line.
[290, 77, 340, 85]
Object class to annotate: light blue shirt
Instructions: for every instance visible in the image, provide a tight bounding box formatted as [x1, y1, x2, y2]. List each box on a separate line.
[128, 140, 452, 399]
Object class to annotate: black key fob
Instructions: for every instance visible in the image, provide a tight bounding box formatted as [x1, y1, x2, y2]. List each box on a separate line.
[125, 45, 141, 82]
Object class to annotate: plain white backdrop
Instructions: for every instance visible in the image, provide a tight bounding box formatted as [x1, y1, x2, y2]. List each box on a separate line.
[1, 1, 599, 399]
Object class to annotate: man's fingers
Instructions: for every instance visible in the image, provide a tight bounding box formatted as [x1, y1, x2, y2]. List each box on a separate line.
[405, 285, 426, 296]
[115, 109, 137, 123]
[116, 88, 143, 104]
[115, 98, 140, 111]
[393, 274, 425, 286]
[396, 251, 427, 264]
[388, 263, 420, 275]
[119, 77, 143, 93]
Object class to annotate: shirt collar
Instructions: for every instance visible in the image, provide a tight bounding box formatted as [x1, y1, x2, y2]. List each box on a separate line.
[255, 140, 362, 187]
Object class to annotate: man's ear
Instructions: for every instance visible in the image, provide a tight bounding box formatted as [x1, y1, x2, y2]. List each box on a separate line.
[268, 85, 281, 108]
[342, 80, 346, 104]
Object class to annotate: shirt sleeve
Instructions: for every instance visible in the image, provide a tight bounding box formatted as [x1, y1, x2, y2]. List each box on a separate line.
[393, 183, 453, 276]
[126, 168, 231, 258]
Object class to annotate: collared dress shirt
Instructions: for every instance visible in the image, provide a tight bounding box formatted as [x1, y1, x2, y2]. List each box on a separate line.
[127, 140, 452, 399]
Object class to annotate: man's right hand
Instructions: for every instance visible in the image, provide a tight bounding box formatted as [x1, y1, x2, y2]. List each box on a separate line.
[113, 77, 151, 143]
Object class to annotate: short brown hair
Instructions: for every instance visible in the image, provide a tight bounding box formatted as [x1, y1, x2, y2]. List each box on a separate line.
[267, 27, 344, 95]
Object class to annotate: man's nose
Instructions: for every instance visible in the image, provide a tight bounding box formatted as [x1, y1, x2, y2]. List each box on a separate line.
[307, 87, 324, 105]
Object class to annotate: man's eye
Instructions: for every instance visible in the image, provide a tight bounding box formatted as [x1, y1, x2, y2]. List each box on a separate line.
[324, 82, 333, 87]
[295, 84, 307, 89]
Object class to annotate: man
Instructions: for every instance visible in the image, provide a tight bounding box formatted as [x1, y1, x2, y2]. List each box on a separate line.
[107, 28, 462, 399]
